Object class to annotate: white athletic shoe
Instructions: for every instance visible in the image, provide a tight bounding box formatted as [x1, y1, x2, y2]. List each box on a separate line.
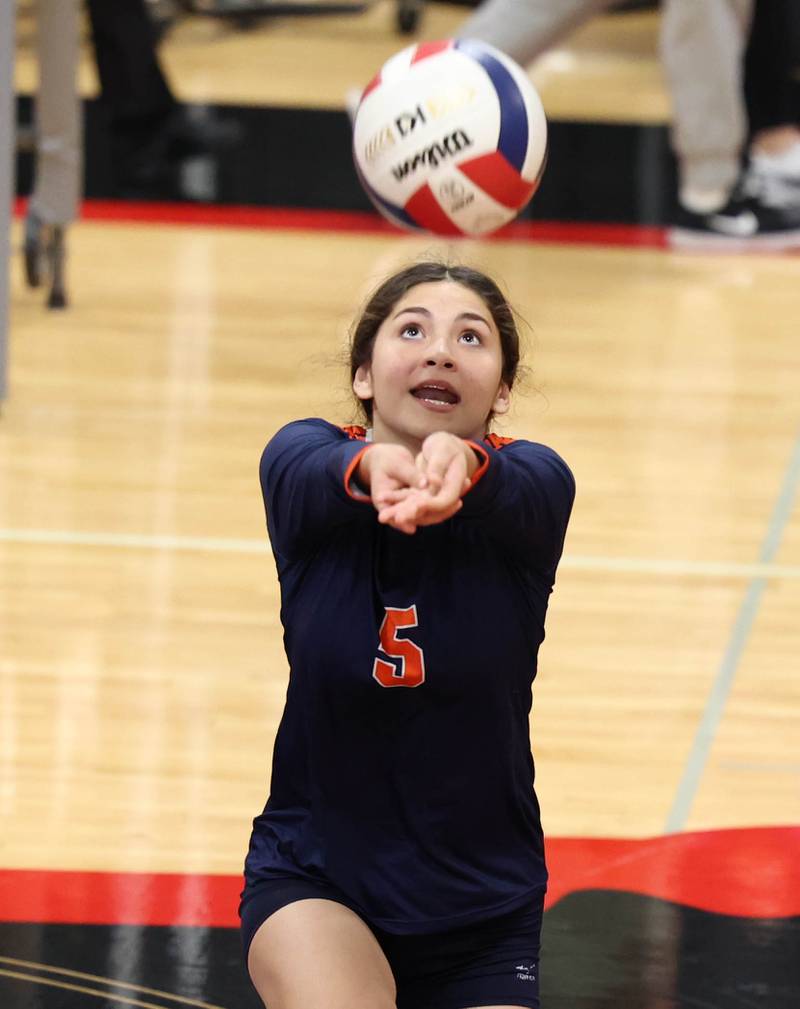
[743, 142, 800, 211]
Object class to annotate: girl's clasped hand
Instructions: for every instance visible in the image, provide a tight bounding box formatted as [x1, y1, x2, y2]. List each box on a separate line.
[359, 431, 477, 535]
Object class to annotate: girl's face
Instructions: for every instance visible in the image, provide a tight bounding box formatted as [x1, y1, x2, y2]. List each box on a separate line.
[353, 281, 510, 451]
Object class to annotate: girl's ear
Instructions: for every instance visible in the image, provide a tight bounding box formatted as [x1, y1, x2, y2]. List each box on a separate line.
[492, 381, 511, 416]
[353, 363, 374, 402]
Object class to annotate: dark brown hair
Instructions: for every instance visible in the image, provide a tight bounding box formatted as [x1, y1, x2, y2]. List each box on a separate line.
[349, 261, 521, 423]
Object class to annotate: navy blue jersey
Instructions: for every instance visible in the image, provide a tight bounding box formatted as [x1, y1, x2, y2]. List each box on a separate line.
[244, 418, 575, 934]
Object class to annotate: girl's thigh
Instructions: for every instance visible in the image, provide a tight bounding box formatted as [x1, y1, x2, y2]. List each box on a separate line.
[247, 897, 397, 1009]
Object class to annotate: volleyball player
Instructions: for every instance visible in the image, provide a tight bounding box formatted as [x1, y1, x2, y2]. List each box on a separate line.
[239, 262, 575, 1009]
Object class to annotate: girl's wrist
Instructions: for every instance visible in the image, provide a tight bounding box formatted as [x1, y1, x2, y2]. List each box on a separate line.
[356, 444, 375, 489]
[462, 439, 481, 479]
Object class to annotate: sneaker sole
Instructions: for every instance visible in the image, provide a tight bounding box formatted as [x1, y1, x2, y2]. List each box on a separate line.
[668, 226, 800, 252]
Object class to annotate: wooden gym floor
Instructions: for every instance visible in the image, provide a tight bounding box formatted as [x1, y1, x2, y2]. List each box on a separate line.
[2, 4, 799, 1008]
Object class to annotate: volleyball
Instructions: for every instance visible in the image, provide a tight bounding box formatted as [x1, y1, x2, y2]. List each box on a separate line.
[352, 39, 548, 237]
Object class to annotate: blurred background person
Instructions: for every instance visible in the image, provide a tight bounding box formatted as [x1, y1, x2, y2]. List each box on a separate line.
[23, 0, 81, 309]
[456, 0, 800, 247]
[86, 0, 239, 195]
[743, 0, 800, 208]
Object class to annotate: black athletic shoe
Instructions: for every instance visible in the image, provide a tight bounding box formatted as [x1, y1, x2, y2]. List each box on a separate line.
[668, 188, 800, 250]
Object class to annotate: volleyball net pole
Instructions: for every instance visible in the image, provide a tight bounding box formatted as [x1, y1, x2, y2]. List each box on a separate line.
[0, 0, 13, 404]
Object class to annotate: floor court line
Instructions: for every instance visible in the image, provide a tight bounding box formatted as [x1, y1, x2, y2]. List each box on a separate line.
[2, 527, 800, 580]
[0, 967, 196, 1009]
[0, 957, 222, 1009]
[665, 428, 800, 833]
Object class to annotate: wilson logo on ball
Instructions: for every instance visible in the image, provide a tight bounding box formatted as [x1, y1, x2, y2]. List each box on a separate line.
[391, 129, 473, 182]
[363, 87, 480, 168]
[352, 38, 548, 237]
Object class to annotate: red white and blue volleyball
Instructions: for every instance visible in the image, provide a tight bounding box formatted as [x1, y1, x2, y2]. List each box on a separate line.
[352, 39, 548, 237]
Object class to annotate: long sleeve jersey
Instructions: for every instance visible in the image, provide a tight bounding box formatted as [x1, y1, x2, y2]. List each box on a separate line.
[244, 418, 575, 934]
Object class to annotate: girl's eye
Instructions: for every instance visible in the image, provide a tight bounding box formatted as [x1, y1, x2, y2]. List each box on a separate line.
[460, 331, 481, 345]
[400, 324, 423, 339]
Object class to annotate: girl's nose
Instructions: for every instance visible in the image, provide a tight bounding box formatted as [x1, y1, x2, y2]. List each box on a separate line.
[425, 338, 455, 368]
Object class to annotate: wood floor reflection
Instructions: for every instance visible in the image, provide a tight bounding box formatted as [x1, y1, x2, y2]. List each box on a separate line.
[3, 218, 799, 872]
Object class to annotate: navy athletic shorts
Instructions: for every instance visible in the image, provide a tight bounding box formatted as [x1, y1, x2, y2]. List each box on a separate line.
[240, 876, 543, 1009]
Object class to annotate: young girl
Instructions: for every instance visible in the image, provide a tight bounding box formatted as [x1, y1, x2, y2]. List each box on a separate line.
[240, 261, 575, 1009]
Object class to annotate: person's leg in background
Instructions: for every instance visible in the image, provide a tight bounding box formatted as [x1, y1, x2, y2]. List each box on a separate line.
[25, 0, 81, 309]
[661, 0, 751, 213]
[85, 0, 239, 195]
[353, 0, 613, 126]
[85, 0, 178, 192]
[456, 0, 800, 245]
[456, 0, 616, 68]
[0, 0, 13, 396]
[662, 0, 800, 245]
[743, 0, 800, 207]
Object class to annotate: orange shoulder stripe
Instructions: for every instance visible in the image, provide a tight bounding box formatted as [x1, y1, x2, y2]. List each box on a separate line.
[341, 425, 368, 441]
[485, 432, 514, 449]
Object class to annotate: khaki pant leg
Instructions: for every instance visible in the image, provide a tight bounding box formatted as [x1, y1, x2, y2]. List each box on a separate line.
[456, 0, 617, 67]
[661, 0, 754, 195]
[29, 0, 82, 226]
[0, 0, 14, 399]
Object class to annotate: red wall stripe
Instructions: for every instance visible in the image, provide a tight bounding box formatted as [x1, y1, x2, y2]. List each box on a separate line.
[0, 827, 796, 927]
[0, 869, 243, 927]
[545, 825, 800, 920]
[12, 198, 668, 249]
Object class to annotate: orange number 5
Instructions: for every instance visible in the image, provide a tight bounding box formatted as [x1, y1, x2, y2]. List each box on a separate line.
[373, 606, 426, 688]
